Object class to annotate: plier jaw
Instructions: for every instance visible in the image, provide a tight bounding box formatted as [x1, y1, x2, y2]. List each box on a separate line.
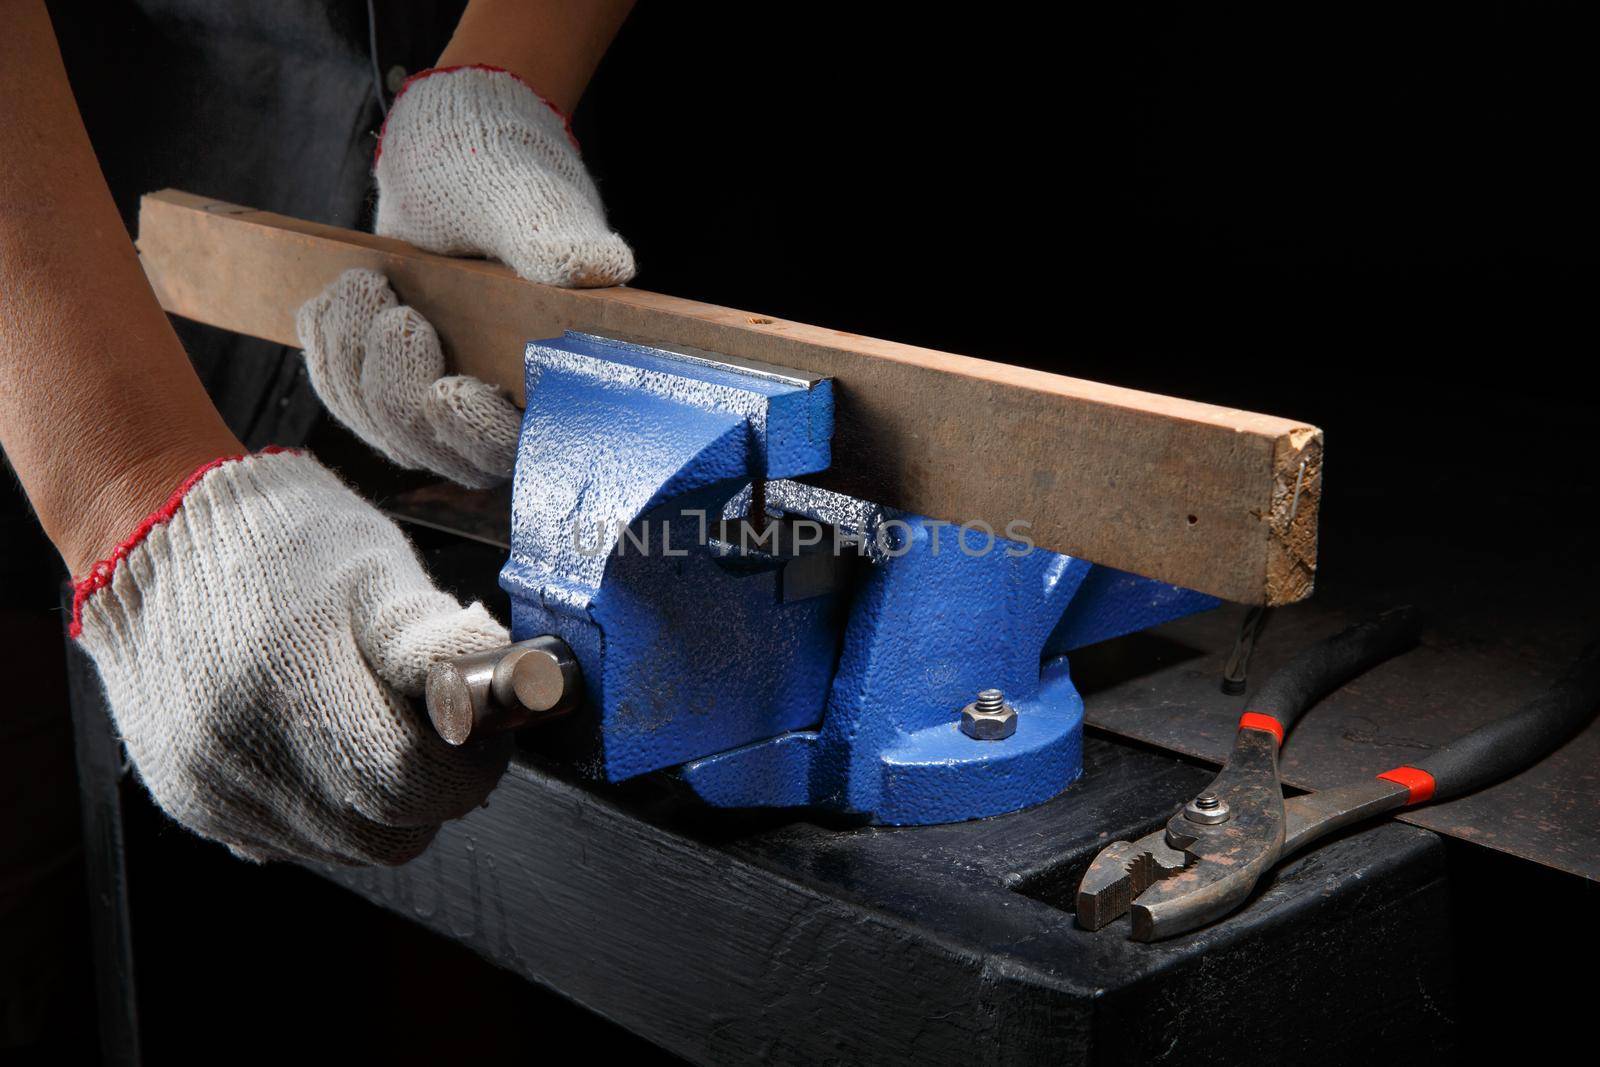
[1076, 726, 1286, 941]
[1073, 831, 1189, 934]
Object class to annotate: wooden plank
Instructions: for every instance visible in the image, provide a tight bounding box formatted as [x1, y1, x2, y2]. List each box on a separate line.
[136, 188, 1322, 605]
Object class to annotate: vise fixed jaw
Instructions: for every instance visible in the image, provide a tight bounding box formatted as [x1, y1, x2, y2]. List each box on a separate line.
[430, 331, 1217, 826]
[498, 332, 841, 784]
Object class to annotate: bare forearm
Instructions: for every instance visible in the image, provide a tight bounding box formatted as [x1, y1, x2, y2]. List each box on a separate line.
[436, 0, 635, 114]
[0, 0, 241, 575]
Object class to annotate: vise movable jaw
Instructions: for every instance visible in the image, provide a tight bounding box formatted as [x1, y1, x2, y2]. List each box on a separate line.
[432, 332, 1216, 826]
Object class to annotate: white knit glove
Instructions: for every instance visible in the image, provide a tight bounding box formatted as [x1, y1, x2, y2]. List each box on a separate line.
[72, 449, 512, 866]
[296, 268, 522, 488]
[374, 64, 635, 288]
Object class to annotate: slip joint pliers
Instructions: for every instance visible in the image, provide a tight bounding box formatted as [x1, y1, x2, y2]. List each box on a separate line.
[1077, 606, 1600, 941]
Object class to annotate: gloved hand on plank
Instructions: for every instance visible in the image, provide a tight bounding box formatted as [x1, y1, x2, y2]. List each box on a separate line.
[375, 65, 635, 288]
[298, 65, 637, 486]
[297, 269, 522, 488]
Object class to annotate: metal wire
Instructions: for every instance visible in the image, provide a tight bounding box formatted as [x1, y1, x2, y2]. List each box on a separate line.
[366, 0, 388, 118]
[1221, 605, 1272, 695]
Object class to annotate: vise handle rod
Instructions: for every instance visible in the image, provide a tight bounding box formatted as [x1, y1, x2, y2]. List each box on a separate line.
[424, 636, 583, 745]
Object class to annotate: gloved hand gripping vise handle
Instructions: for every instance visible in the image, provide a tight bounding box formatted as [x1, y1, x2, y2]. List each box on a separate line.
[425, 635, 584, 745]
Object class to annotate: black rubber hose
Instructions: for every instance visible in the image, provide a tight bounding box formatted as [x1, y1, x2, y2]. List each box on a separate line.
[1410, 643, 1600, 801]
[1250, 606, 1423, 735]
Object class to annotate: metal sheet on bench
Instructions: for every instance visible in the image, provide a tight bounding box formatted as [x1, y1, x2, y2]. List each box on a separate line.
[1077, 565, 1600, 882]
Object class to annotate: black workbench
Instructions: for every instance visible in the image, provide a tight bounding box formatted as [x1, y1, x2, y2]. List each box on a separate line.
[67, 638, 1454, 1063]
[316, 738, 1455, 1064]
[64, 504, 1600, 1064]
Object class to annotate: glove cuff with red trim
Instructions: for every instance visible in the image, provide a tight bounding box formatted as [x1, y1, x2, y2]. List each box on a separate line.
[73, 448, 511, 865]
[374, 64, 635, 288]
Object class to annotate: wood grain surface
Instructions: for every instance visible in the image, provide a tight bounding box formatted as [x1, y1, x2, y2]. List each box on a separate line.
[136, 189, 1322, 605]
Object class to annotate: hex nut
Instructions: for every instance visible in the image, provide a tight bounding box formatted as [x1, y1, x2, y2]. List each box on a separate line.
[1184, 791, 1231, 824]
[960, 700, 1018, 740]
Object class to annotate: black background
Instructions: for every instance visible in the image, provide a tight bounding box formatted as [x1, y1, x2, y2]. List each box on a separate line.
[590, 4, 1598, 577]
[584, 4, 1599, 620]
[10, 2, 1600, 1063]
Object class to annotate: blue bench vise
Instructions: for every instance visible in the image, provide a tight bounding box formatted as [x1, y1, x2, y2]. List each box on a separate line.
[424, 332, 1217, 825]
